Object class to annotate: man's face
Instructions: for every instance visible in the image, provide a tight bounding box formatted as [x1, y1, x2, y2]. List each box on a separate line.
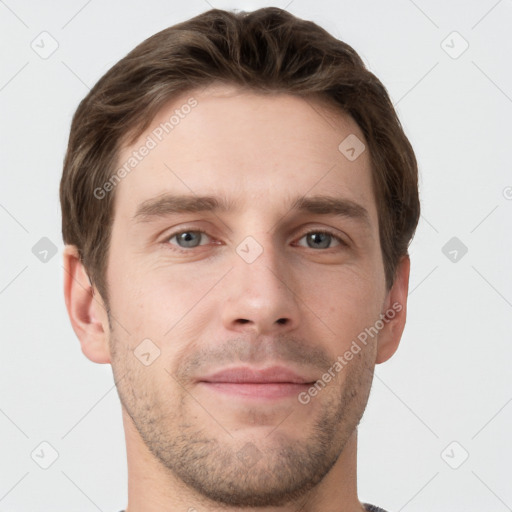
[105, 84, 391, 506]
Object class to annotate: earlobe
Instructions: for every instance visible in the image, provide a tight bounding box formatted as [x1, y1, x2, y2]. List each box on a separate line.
[375, 254, 410, 365]
[62, 245, 111, 364]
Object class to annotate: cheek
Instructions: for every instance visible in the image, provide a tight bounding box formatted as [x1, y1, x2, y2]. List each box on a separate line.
[299, 265, 382, 342]
[108, 254, 217, 346]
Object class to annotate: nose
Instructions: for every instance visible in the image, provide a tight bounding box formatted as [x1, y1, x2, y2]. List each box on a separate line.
[220, 238, 301, 336]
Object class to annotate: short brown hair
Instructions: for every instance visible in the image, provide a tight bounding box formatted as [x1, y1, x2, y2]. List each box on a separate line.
[60, 7, 420, 302]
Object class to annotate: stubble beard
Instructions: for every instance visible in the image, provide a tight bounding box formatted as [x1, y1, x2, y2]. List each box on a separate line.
[109, 327, 375, 508]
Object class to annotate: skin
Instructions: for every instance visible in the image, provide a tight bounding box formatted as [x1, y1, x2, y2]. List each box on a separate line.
[63, 83, 410, 512]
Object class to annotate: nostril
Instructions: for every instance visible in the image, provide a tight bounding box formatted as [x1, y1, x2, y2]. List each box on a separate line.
[276, 318, 287, 324]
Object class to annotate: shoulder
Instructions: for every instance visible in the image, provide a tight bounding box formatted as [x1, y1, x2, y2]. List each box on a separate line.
[363, 503, 390, 512]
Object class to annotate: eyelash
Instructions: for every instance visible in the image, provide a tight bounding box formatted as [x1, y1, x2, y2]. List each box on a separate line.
[162, 228, 347, 254]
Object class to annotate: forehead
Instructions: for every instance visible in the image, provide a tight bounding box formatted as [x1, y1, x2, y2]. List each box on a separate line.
[113, 83, 377, 226]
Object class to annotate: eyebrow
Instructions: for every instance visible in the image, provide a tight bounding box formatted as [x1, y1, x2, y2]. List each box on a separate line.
[133, 193, 372, 229]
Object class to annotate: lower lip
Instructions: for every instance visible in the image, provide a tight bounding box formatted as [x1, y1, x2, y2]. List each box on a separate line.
[199, 382, 313, 399]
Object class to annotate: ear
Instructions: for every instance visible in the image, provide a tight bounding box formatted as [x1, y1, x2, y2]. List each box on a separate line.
[375, 254, 410, 364]
[62, 245, 111, 364]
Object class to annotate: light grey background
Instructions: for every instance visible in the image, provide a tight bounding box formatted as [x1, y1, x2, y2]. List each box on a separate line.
[1, 0, 511, 511]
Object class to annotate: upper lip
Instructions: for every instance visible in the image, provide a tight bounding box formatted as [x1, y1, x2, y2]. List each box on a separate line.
[198, 366, 315, 384]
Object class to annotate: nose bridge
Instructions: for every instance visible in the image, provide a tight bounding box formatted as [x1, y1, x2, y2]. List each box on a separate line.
[221, 230, 300, 335]
[236, 232, 286, 291]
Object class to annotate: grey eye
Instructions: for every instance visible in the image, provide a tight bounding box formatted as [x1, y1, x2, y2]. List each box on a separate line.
[297, 231, 342, 249]
[171, 231, 206, 248]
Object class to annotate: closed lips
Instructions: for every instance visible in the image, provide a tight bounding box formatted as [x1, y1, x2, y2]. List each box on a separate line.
[198, 366, 316, 384]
